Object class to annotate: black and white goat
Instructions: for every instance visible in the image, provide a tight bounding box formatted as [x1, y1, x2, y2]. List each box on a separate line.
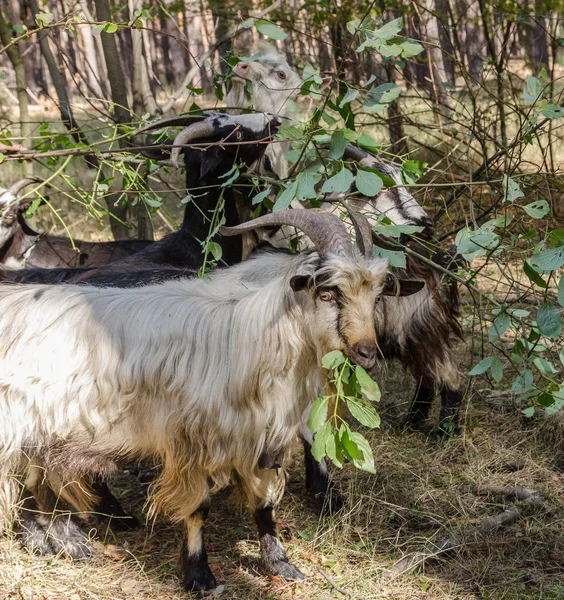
[0, 112, 280, 286]
[0, 210, 421, 591]
[0, 179, 152, 269]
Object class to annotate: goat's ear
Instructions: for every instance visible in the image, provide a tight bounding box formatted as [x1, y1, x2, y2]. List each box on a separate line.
[382, 273, 425, 297]
[290, 274, 311, 291]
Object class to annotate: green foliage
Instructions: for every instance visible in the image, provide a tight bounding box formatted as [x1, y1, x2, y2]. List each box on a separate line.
[309, 351, 380, 473]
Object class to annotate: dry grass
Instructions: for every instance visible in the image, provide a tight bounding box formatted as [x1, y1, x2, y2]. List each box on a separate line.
[1, 343, 562, 600]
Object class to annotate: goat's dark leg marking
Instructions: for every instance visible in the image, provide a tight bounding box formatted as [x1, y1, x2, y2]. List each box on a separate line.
[254, 503, 304, 581]
[405, 377, 435, 429]
[15, 489, 54, 555]
[92, 478, 139, 531]
[438, 386, 463, 434]
[180, 502, 217, 592]
[302, 437, 343, 514]
[27, 475, 92, 560]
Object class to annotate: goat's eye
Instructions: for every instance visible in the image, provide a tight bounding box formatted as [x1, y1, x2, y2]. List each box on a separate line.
[277, 71, 287, 80]
[319, 291, 334, 302]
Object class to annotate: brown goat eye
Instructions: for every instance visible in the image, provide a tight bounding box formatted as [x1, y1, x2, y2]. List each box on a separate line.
[319, 291, 333, 302]
[277, 71, 287, 80]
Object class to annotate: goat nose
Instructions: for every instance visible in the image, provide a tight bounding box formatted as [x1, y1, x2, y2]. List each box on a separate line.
[350, 340, 377, 369]
[238, 62, 249, 71]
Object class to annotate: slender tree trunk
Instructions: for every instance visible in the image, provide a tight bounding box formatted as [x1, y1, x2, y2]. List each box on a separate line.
[128, 0, 159, 116]
[0, 5, 33, 175]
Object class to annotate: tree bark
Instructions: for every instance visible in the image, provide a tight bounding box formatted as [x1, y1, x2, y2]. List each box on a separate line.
[0, 4, 33, 175]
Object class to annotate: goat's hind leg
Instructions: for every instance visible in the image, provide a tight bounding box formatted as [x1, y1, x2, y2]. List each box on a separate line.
[15, 488, 53, 556]
[180, 500, 217, 592]
[25, 467, 92, 559]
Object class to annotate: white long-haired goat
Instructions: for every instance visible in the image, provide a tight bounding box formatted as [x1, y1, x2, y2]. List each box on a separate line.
[0, 209, 421, 592]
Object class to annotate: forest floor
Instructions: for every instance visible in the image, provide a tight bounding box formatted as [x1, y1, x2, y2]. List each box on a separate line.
[1, 331, 563, 600]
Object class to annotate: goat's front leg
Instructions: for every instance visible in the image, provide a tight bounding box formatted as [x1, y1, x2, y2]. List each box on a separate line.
[180, 501, 217, 592]
[248, 469, 304, 582]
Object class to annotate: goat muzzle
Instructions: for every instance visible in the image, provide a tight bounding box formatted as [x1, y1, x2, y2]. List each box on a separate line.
[349, 339, 377, 370]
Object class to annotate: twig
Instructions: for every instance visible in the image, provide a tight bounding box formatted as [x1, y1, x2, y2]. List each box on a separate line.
[317, 568, 365, 599]
[389, 485, 545, 577]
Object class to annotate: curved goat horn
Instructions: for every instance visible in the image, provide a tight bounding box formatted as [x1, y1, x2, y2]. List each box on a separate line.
[6, 177, 41, 199]
[347, 210, 374, 259]
[221, 209, 356, 258]
[135, 114, 207, 136]
[343, 144, 369, 162]
[171, 121, 218, 169]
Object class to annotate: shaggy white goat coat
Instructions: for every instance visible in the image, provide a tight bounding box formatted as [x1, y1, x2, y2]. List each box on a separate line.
[0, 251, 388, 524]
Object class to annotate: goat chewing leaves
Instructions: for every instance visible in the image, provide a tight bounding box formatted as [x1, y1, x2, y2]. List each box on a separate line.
[309, 351, 380, 472]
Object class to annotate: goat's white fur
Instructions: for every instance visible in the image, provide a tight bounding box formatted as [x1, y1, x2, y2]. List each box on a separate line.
[0, 250, 388, 525]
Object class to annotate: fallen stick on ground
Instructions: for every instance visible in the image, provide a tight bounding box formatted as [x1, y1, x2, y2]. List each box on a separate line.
[317, 567, 367, 599]
[389, 485, 545, 576]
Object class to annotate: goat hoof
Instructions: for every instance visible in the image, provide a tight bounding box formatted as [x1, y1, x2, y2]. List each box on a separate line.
[44, 518, 92, 560]
[266, 559, 305, 581]
[18, 521, 54, 556]
[108, 513, 139, 532]
[316, 488, 344, 515]
[182, 564, 217, 592]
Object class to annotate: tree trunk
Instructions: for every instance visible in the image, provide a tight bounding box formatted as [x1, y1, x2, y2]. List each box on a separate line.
[0, 5, 33, 175]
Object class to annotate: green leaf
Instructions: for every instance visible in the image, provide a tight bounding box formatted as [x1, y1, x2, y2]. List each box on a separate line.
[533, 357, 557, 375]
[373, 245, 406, 268]
[488, 313, 509, 342]
[0, 153, 4, 165]
[296, 170, 321, 200]
[252, 189, 270, 206]
[469, 356, 494, 375]
[503, 175, 524, 203]
[490, 356, 503, 382]
[355, 169, 383, 197]
[357, 134, 379, 153]
[255, 20, 287, 40]
[321, 167, 354, 194]
[540, 104, 564, 119]
[339, 88, 359, 108]
[529, 246, 564, 272]
[549, 229, 564, 247]
[330, 130, 347, 160]
[522, 406, 535, 417]
[273, 180, 298, 212]
[374, 17, 403, 41]
[345, 430, 376, 473]
[104, 22, 118, 33]
[398, 40, 424, 57]
[524, 261, 547, 288]
[346, 397, 381, 429]
[558, 275, 564, 307]
[401, 160, 427, 184]
[208, 241, 222, 262]
[325, 431, 343, 468]
[355, 366, 381, 401]
[365, 83, 402, 108]
[537, 302, 562, 339]
[322, 350, 346, 370]
[308, 396, 329, 434]
[511, 369, 534, 393]
[523, 75, 543, 102]
[92, 23, 105, 36]
[35, 12, 54, 25]
[311, 421, 332, 462]
[522, 200, 549, 219]
[143, 196, 163, 208]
